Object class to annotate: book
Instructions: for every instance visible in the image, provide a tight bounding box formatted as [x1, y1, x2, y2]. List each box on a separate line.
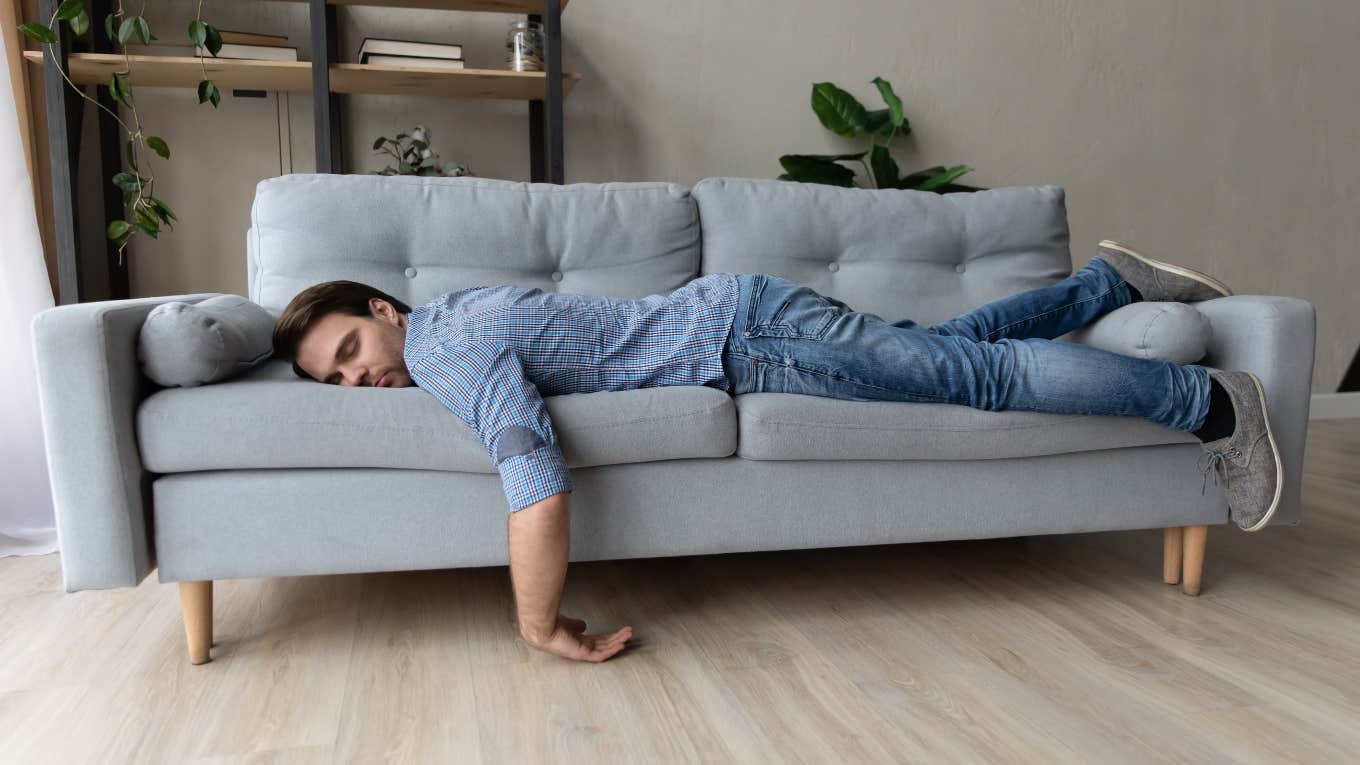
[214, 43, 300, 62]
[358, 38, 463, 60]
[361, 54, 466, 69]
[219, 30, 289, 47]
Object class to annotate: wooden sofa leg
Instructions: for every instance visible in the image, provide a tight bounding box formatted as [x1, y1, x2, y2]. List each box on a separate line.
[178, 580, 213, 664]
[1181, 526, 1208, 596]
[1163, 527, 1183, 585]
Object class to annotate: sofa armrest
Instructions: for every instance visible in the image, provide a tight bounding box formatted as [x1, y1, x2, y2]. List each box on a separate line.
[1194, 295, 1316, 526]
[31, 293, 226, 592]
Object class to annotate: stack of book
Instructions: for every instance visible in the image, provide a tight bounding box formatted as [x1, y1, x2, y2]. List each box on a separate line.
[214, 30, 299, 62]
[358, 38, 465, 70]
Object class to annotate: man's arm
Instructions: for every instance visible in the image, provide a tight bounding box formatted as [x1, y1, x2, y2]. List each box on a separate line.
[507, 491, 570, 643]
[507, 491, 632, 662]
[409, 341, 631, 661]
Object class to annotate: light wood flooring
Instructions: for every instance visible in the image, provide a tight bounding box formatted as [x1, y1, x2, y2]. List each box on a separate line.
[1, 420, 1357, 764]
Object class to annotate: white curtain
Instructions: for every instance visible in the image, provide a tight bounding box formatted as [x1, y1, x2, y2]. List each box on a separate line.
[0, 26, 58, 557]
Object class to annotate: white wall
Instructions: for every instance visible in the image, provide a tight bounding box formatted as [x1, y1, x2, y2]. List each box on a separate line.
[115, 0, 1358, 392]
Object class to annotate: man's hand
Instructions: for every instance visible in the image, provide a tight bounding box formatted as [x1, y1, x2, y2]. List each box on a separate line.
[508, 492, 634, 662]
[524, 613, 634, 663]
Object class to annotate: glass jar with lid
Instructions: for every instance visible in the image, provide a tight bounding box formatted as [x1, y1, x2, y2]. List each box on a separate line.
[506, 20, 545, 72]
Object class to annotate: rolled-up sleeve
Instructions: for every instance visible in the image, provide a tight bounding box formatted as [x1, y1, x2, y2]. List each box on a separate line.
[410, 340, 572, 511]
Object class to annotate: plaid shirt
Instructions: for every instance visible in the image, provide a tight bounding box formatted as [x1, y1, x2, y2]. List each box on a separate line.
[404, 273, 740, 511]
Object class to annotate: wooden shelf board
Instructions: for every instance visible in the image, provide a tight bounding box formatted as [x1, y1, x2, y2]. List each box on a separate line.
[23, 51, 580, 100]
[332, 63, 579, 98]
[277, 0, 569, 13]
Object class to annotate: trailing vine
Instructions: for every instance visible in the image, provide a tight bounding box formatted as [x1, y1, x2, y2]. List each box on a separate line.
[21, 0, 225, 263]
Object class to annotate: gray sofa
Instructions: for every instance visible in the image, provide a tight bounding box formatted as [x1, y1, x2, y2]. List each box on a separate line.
[31, 175, 1316, 665]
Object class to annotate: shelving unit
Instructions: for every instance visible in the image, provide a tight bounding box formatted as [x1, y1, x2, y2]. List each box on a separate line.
[31, 0, 577, 304]
[22, 52, 582, 99]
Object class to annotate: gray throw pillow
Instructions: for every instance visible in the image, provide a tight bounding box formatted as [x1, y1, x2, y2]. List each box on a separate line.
[138, 295, 275, 387]
[1066, 301, 1212, 364]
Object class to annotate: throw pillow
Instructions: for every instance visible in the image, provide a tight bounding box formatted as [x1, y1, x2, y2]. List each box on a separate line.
[138, 295, 275, 387]
[1066, 301, 1212, 364]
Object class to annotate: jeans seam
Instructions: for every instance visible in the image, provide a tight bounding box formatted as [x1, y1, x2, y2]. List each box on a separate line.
[984, 285, 1120, 342]
[768, 359, 950, 403]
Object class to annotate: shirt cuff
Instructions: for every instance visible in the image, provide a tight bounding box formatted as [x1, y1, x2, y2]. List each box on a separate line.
[498, 443, 574, 511]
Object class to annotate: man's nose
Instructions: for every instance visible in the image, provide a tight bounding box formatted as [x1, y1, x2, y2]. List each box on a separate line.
[341, 365, 367, 386]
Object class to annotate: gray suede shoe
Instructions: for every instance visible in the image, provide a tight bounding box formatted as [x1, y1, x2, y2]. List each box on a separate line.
[1097, 240, 1234, 302]
[1197, 370, 1284, 532]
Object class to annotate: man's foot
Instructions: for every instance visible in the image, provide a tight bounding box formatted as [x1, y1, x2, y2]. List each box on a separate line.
[1096, 240, 1234, 302]
[1197, 370, 1283, 532]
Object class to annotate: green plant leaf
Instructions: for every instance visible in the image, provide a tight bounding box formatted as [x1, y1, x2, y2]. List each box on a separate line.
[112, 171, 141, 194]
[104, 13, 114, 42]
[785, 151, 868, 163]
[894, 165, 947, 189]
[197, 79, 220, 107]
[372, 136, 387, 150]
[188, 19, 206, 47]
[133, 17, 151, 46]
[871, 76, 904, 129]
[204, 24, 222, 56]
[150, 197, 177, 223]
[869, 144, 899, 189]
[146, 135, 169, 159]
[55, 0, 84, 21]
[133, 209, 160, 238]
[106, 219, 131, 240]
[416, 166, 439, 176]
[109, 71, 130, 106]
[19, 23, 57, 44]
[116, 17, 136, 45]
[810, 82, 867, 137]
[777, 155, 857, 187]
[916, 164, 973, 191]
[70, 11, 89, 37]
[125, 139, 138, 171]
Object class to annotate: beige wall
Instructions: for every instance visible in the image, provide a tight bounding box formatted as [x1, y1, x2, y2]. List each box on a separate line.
[34, 0, 1359, 391]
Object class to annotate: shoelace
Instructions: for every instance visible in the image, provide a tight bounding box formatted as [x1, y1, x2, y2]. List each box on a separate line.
[1197, 449, 1230, 496]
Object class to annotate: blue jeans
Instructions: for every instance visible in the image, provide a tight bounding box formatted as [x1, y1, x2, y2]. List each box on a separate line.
[720, 258, 1211, 431]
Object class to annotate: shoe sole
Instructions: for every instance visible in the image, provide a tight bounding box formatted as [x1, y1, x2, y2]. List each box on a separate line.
[1240, 371, 1284, 532]
[1099, 239, 1235, 298]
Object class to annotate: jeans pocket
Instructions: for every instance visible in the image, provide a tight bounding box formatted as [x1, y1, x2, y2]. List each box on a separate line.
[749, 291, 838, 341]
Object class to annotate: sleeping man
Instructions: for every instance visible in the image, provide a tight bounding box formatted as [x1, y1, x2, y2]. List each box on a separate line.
[272, 240, 1280, 664]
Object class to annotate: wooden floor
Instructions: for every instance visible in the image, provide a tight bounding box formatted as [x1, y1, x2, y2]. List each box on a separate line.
[1, 420, 1357, 764]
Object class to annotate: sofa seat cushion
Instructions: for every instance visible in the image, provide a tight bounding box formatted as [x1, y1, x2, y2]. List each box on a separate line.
[734, 392, 1199, 461]
[138, 361, 737, 473]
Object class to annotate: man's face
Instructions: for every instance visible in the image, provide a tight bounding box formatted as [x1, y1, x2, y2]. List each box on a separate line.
[295, 298, 415, 388]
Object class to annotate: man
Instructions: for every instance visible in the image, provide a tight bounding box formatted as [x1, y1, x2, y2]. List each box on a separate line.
[273, 240, 1281, 664]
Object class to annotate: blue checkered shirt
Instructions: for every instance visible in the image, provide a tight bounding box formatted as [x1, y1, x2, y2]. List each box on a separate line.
[403, 273, 740, 511]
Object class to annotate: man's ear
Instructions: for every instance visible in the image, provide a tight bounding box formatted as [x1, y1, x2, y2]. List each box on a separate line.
[370, 297, 394, 321]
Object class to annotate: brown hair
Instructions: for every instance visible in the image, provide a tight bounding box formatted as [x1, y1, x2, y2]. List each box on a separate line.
[272, 280, 413, 380]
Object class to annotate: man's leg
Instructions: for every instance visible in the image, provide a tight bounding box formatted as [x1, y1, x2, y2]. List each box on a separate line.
[920, 257, 1133, 342]
[735, 277, 1209, 431]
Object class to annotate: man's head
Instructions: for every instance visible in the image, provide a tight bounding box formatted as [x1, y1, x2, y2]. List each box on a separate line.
[273, 280, 416, 387]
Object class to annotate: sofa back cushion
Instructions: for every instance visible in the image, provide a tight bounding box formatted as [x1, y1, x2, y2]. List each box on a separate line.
[692, 177, 1072, 325]
[247, 174, 704, 316]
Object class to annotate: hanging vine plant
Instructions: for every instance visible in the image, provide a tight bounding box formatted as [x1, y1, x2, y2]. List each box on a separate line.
[20, 0, 225, 263]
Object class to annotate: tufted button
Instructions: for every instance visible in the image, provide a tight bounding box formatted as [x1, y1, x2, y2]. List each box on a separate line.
[550, 270, 564, 282]
[955, 263, 966, 274]
[404, 267, 418, 278]
[827, 262, 839, 272]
